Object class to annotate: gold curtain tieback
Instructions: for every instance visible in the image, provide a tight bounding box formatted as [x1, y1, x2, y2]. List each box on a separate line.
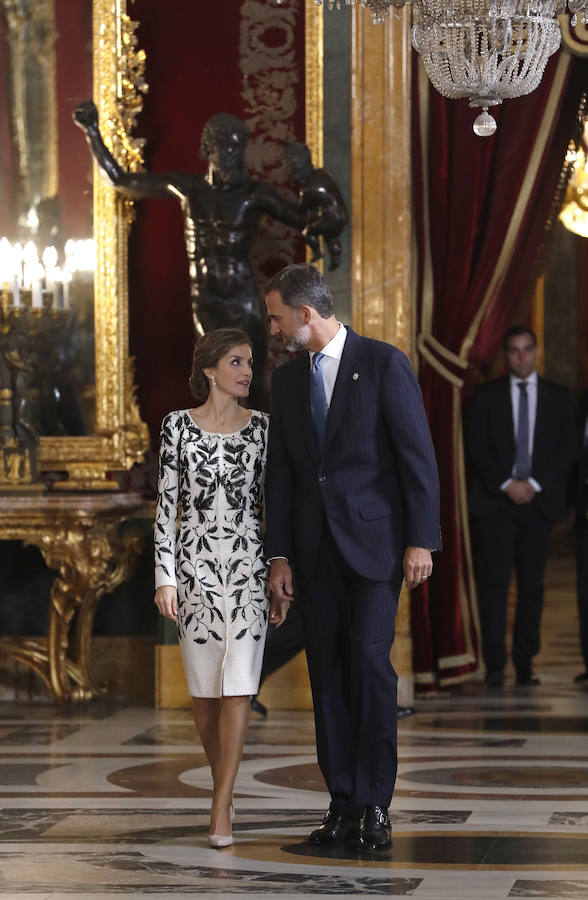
[417, 333, 468, 389]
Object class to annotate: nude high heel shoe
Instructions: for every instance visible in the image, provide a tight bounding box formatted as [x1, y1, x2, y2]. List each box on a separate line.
[208, 831, 233, 848]
[208, 803, 233, 848]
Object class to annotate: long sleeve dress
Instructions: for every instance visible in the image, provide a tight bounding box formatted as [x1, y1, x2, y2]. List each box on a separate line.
[154, 409, 269, 697]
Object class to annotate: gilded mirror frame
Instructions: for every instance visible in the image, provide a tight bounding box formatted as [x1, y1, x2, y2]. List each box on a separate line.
[37, 0, 149, 489]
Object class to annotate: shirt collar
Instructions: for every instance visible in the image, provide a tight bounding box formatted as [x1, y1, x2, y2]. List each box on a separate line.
[510, 370, 538, 387]
[310, 322, 346, 362]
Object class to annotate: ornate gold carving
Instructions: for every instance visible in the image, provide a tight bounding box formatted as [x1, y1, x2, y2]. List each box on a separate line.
[304, 0, 325, 271]
[37, 0, 149, 488]
[0, 493, 146, 701]
[0, 443, 40, 488]
[114, 14, 147, 171]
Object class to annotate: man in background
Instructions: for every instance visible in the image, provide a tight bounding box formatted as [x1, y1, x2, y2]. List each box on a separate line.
[468, 326, 576, 688]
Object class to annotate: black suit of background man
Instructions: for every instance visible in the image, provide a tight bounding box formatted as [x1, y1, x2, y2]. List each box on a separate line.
[575, 389, 588, 682]
[467, 326, 576, 688]
[263, 263, 441, 852]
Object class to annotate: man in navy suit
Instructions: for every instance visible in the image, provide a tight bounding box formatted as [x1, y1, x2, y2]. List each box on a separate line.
[263, 264, 441, 852]
[467, 326, 576, 689]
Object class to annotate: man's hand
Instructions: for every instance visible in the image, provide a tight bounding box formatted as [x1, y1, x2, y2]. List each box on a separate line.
[404, 546, 433, 589]
[154, 585, 178, 622]
[268, 559, 294, 627]
[269, 558, 293, 600]
[505, 479, 535, 505]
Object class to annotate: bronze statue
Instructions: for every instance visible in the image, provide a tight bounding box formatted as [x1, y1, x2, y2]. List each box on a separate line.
[73, 102, 325, 406]
[286, 141, 348, 271]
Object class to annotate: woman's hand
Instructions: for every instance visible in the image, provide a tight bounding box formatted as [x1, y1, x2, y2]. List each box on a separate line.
[154, 585, 178, 622]
[269, 595, 292, 628]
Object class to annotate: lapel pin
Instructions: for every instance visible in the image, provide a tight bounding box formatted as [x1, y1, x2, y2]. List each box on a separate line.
[352, 372, 359, 381]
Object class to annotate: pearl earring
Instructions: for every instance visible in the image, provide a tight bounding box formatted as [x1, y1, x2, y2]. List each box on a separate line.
[210, 374, 216, 387]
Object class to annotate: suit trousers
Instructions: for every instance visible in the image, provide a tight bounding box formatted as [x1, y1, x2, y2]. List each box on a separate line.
[298, 526, 402, 818]
[472, 498, 552, 677]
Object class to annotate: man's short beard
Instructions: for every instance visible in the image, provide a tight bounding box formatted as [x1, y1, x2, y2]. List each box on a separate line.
[284, 324, 312, 352]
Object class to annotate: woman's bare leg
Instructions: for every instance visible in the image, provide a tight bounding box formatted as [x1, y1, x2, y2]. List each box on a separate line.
[191, 697, 221, 783]
[191, 695, 250, 836]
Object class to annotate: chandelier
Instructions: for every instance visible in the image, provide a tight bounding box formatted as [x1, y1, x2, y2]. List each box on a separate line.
[284, 0, 588, 135]
[559, 118, 588, 237]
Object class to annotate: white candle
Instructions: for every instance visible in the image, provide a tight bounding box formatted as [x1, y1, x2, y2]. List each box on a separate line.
[32, 262, 44, 307]
[62, 271, 72, 309]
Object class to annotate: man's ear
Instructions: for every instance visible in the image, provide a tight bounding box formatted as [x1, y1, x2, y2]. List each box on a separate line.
[301, 305, 312, 324]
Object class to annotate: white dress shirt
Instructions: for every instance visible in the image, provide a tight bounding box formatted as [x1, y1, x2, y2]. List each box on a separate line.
[310, 322, 347, 407]
[268, 323, 346, 566]
[501, 369, 541, 493]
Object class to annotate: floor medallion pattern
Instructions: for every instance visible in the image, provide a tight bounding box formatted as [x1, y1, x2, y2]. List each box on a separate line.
[2, 555, 588, 897]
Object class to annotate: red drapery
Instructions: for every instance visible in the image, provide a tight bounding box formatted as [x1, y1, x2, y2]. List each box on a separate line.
[55, 0, 93, 239]
[411, 51, 588, 691]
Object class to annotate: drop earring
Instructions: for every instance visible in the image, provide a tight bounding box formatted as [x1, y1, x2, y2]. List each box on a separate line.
[210, 374, 216, 387]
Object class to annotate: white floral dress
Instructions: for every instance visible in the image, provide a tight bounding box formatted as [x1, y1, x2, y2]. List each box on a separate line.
[154, 409, 269, 697]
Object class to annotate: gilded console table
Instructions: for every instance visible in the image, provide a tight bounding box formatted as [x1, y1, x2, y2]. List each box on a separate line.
[0, 492, 148, 702]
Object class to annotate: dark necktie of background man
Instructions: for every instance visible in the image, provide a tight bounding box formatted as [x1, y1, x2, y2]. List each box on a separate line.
[514, 381, 530, 480]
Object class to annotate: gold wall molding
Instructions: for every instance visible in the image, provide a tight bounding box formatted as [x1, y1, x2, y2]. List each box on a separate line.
[37, 0, 149, 487]
[350, 6, 412, 357]
[305, 0, 324, 169]
[351, 6, 414, 706]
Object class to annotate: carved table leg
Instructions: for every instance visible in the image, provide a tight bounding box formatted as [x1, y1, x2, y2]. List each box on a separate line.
[37, 520, 143, 702]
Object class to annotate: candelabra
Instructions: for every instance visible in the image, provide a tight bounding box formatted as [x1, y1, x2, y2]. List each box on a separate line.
[0, 238, 95, 490]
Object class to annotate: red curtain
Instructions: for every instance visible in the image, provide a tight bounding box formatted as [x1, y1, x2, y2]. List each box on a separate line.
[55, 0, 93, 239]
[411, 51, 588, 691]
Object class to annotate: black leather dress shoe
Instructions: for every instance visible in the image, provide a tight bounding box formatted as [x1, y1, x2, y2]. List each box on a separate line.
[250, 697, 267, 717]
[485, 669, 504, 688]
[515, 673, 540, 686]
[356, 805, 392, 852]
[308, 805, 360, 845]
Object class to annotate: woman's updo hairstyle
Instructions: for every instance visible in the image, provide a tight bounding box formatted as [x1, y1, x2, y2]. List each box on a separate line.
[189, 328, 252, 404]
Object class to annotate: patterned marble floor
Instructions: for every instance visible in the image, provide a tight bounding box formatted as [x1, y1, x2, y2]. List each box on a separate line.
[2, 553, 588, 898]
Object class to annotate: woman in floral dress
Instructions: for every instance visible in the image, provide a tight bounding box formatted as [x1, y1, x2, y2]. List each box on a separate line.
[154, 328, 281, 847]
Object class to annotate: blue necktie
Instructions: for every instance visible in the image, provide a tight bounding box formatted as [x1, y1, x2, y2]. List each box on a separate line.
[514, 381, 531, 480]
[309, 352, 328, 450]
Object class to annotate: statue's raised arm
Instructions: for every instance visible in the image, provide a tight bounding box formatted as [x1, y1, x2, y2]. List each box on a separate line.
[73, 100, 180, 200]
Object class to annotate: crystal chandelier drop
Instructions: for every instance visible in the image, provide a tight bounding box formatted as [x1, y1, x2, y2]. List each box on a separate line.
[568, 0, 588, 24]
[412, 2, 564, 137]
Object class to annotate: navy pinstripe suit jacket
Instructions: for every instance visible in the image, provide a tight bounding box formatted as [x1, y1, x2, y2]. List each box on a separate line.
[264, 327, 442, 584]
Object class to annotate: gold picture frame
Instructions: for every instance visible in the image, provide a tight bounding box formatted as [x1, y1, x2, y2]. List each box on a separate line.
[37, 0, 149, 489]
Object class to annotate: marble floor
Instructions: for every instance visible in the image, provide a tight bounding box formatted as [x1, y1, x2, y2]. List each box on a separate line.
[2, 554, 588, 898]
